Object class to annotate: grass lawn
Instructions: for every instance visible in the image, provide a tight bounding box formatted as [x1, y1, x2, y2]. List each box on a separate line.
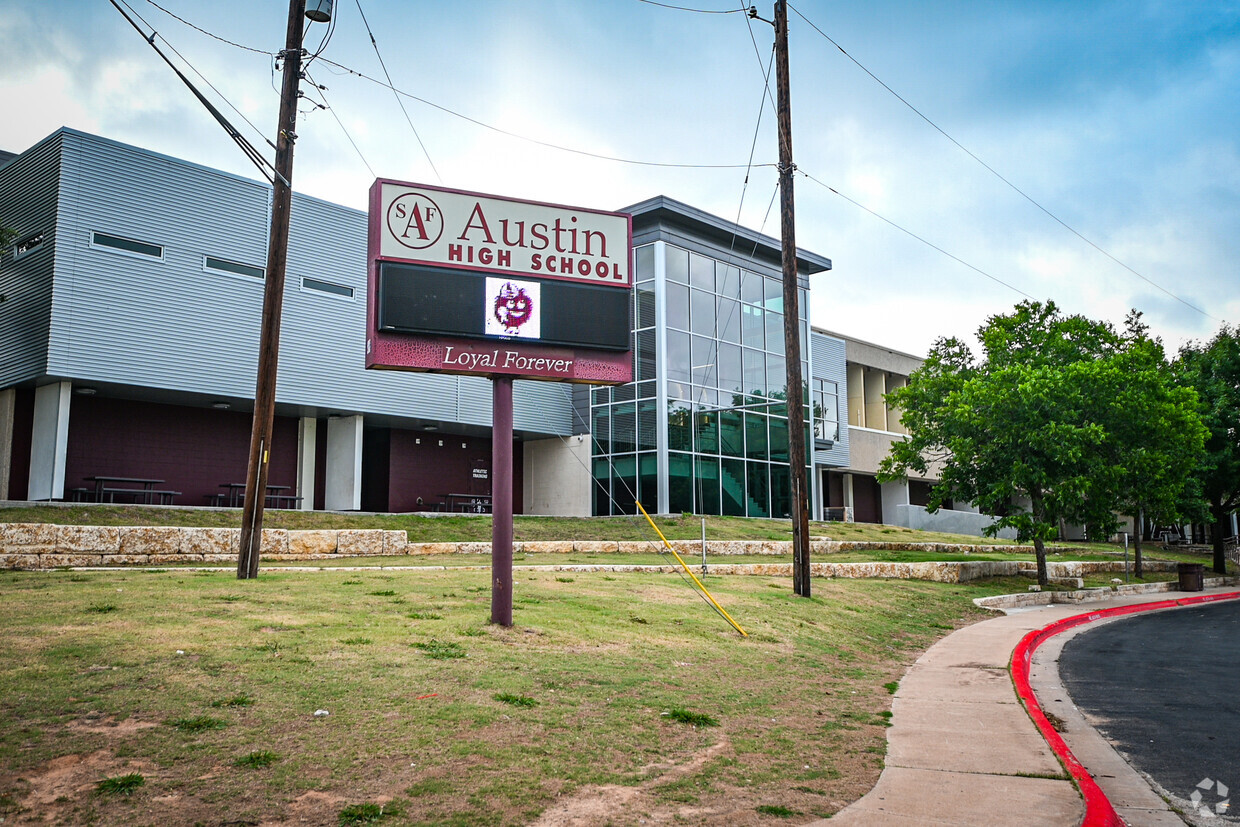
[0, 504, 1064, 546]
[0, 567, 1003, 826]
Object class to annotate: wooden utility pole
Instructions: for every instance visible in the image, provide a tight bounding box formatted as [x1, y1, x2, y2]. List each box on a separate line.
[774, 0, 812, 597]
[238, 0, 308, 579]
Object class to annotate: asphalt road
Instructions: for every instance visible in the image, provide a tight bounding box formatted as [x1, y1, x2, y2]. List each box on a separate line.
[1060, 599, 1240, 821]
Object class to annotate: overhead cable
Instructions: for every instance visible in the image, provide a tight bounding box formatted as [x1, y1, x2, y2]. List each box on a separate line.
[354, 0, 441, 183]
[787, 1, 1216, 322]
[799, 169, 1036, 301]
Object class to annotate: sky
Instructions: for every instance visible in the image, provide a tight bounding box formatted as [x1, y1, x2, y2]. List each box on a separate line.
[1, 0, 1237, 357]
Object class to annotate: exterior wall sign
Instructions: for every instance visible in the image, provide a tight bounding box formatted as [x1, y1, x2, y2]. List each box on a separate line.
[367, 180, 633, 384]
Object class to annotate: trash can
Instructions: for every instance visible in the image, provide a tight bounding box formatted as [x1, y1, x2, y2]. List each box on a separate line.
[1177, 563, 1204, 592]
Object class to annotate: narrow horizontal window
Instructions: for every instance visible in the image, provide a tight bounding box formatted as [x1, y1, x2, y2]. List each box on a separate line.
[13, 230, 45, 259]
[205, 256, 264, 279]
[302, 277, 353, 298]
[91, 231, 163, 259]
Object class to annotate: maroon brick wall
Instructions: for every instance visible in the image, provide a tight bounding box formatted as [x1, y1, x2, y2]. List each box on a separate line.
[63, 396, 298, 507]
[6, 387, 34, 499]
[387, 429, 522, 514]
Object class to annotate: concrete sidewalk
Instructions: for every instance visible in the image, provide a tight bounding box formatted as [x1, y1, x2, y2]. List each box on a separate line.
[814, 587, 1238, 826]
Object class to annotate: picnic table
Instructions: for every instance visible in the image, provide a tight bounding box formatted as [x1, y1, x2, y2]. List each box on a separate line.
[441, 493, 492, 513]
[213, 483, 301, 509]
[82, 476, 178, 504]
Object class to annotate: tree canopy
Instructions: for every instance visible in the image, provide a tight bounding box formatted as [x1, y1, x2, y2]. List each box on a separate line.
[879, 301, 1205, 585]
[1178, 325, 1240, 573]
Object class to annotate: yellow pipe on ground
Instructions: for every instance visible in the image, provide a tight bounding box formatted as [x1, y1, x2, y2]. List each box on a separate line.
[636, 501, 748, 637]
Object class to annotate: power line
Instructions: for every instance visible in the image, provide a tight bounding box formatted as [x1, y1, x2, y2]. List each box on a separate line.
[798, 169, 1036, 301]
[111, 0, 281, 185]
[635, 0, 746, 12]
[353, 0, 441, 183]
[315, 56, 768, 170]
[303, 68, 376, 178]
[786, 1, 1216, 323]
[142, 0, 274, 55]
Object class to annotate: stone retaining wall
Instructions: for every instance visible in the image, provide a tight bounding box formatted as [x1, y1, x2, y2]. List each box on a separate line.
[974, 576, 1240, 611]
[0, 522, 1104, 572]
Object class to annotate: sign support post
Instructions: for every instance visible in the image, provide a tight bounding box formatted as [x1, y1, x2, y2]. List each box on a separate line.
[491, 375, 514, 626]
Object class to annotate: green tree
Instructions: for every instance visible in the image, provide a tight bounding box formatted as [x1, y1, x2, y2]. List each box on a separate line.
[1082, 312, 1206, 576]
[0, 226, 15, 248]
[1178, 325, 1240, 574]
[880, 301, 1204, 586]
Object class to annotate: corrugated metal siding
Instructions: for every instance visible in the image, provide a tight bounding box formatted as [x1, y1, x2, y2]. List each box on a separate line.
[811, 331, 848, 467]
[43, 131, 575, 436]
[0, 132, 61, 387]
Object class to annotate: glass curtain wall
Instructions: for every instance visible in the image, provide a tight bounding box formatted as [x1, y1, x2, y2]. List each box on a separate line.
[592, 242, 812, 517]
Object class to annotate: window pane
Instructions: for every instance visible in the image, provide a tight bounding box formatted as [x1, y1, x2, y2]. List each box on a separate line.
[692, 385, 719, 407]
[690, 253, 715, 291]
[769, 414, 789, 463]
[637, 399, 658, 451]
[666, 281, 689, 331]
[717, 342, 743, 398]
[798, 287, 808, 320]
[636, 283, 656, 328]
[720, 458, 746, 515]
[767, 353, 786, 396]
[666, 245, 689, 284]
[636, 244, 656, 281]
[746, 462, 770, 518]
[719, 408, 744, 457]
[668, 401, 693, 452]
[636, 328, 657, 382]
[635, 380, 656, 400]
[745, 413, 768, 461]
[695, 456, 721, 515]
[668, 452, 694, 514]
[691, 335, 717, 388]
[612, 402, 636, 454]
[690, 289, 715, 337]
[718, 264, 741, 299]
[743, 348, 766, 396]
[591, 406, 610, 455]
[593, 458, 611, 516]
[666, 330, 690, 383]
[93, 231, 162, 258]
[770, 464, 791, 518]
[613, 382, 635, 403]
[741, 304, 764, 349]
[303, 277, 352, 297]
[765, 311, 785, 355]
[639, 452, 659, 511]
[764, 276, 783, 311]
[741, 270, 764, 304]
[207, 256, 265, 279]
[717, 297, 741, 344]
[612, 454, 637, 515]
[695, 408, 718, 455]
[592, 386, 611, 405]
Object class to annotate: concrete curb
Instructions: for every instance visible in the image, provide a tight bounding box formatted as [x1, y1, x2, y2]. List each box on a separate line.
[1009, 591, 1240, 827]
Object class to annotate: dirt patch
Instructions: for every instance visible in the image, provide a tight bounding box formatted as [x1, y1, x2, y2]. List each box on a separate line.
[0, 749, 154, 823]
[65, 713, 158, 736]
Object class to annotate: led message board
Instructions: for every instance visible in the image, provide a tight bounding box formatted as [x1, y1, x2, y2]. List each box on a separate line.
[366, 180, 633, 384]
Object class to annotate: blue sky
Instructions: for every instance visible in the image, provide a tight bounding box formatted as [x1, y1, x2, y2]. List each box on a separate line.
[2, 0, 1236, 355]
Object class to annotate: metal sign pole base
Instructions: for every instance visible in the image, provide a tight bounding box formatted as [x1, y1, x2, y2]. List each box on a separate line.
[491, 375, 514, 626]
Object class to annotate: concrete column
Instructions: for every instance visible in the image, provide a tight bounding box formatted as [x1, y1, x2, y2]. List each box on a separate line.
[880, 478, 910, 527]
[325, 415, 363, 511]
[0, 388, 14, 500]
[296, 416, 317, 511]
[28, 381, 72, 501]
[523, 435, 590, 516]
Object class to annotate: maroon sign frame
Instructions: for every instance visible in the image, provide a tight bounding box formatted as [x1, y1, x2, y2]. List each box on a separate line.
[366, 179, 634, 385]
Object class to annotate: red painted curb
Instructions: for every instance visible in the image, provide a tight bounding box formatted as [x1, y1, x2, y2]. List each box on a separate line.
[1009, 590, 1240, 827]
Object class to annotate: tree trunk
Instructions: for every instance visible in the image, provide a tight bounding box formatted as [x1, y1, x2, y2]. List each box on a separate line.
[1034, 536, 1048, 587]
[1133, 507, 1143, 579]
[1031, 488, 1048, 587]
[1211, 502, 1227, 575]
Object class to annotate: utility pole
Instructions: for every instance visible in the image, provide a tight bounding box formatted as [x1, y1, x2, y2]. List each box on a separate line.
[237, 0, 311, 579]
[774, 0, 812, 597]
